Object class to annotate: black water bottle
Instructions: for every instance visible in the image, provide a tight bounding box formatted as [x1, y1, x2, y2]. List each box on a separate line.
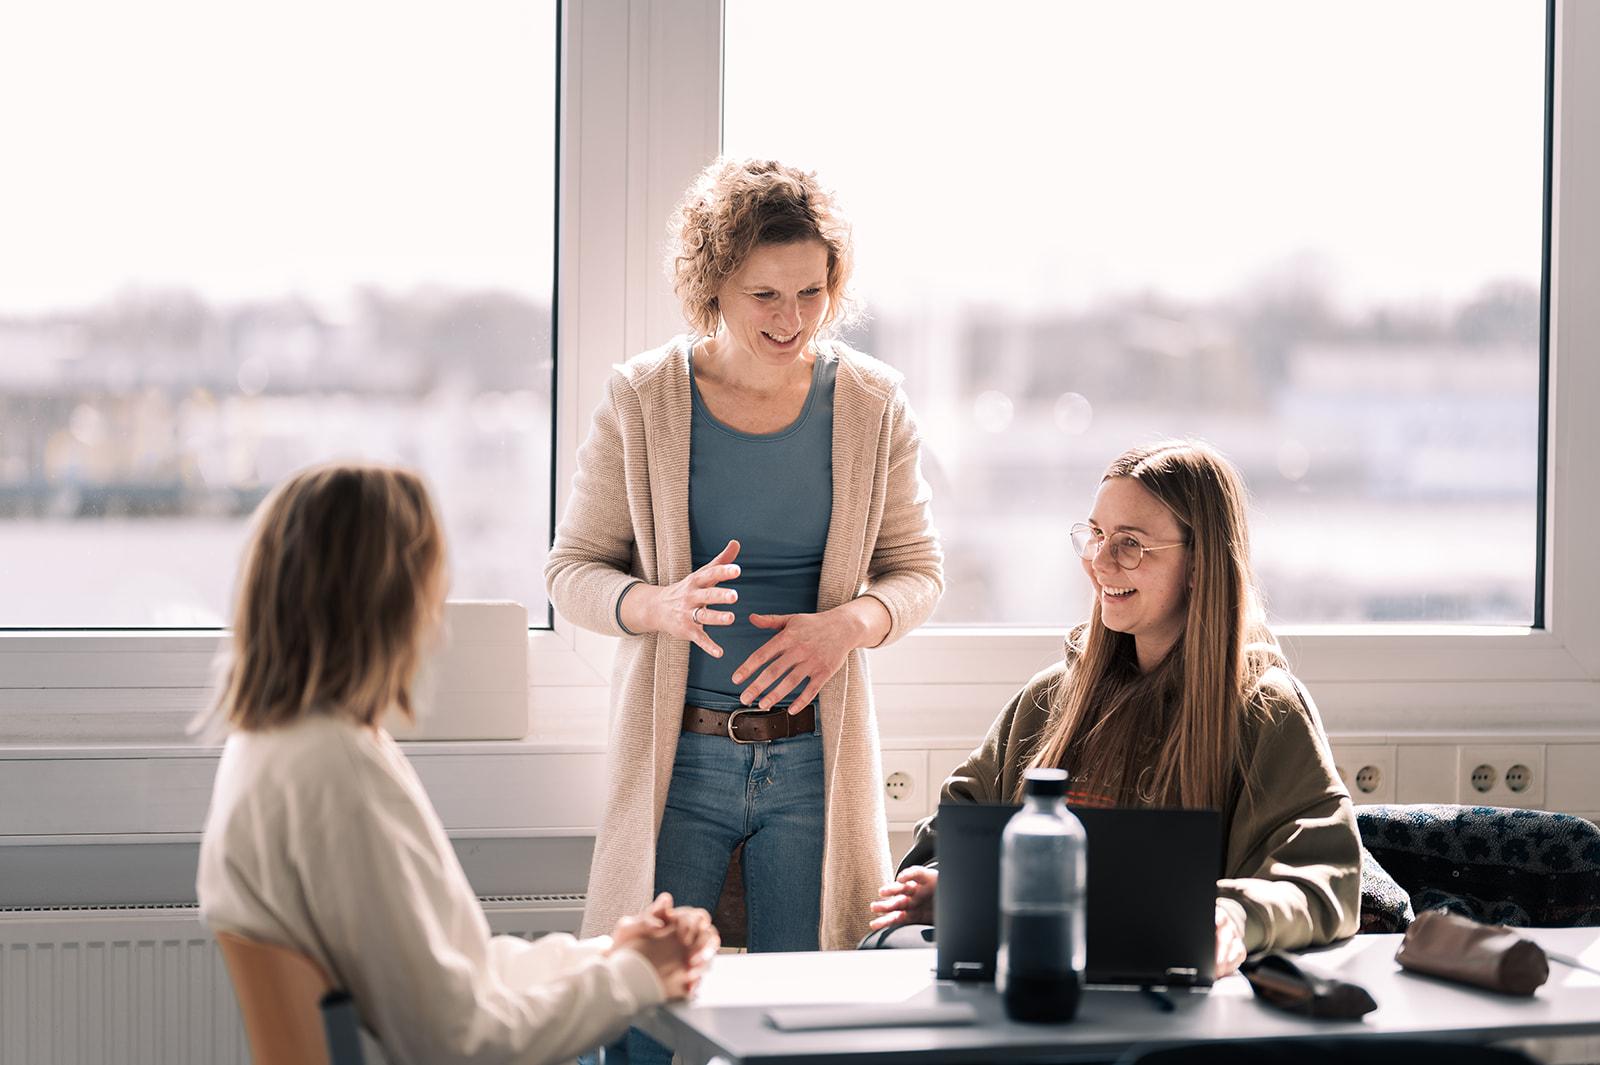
[998, 768, 1087, 1022]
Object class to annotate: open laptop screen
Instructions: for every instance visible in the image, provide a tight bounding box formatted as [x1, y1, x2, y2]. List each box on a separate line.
[933, 803, 1221, 987]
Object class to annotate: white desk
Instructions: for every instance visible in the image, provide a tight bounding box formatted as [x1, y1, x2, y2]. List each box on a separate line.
[637, 928, 1600, 1065]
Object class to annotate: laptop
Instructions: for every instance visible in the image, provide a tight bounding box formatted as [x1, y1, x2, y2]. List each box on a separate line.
[933, 802, 1221, 987]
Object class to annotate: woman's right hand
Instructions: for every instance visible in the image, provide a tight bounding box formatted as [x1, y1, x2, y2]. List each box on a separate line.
[613, 893, 718, 1000]
[621, 540, 742, 658]
[867, 866, 938, 931]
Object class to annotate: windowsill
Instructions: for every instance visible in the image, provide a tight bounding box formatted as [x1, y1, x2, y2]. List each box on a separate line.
[0, 736, 608, 759]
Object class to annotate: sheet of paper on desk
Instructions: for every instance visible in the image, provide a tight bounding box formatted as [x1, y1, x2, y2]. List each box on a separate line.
[765, 1003, 978, 1031]
[696, 950, 935, 1008]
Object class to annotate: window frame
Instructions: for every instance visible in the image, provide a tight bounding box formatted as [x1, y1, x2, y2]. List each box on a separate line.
[1, 0, 1596, 749]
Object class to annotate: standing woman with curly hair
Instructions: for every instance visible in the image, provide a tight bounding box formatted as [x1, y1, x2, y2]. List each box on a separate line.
[547, 158, 943, 1063]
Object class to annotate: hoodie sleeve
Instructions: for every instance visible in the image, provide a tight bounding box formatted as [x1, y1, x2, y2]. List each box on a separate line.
[1215, 673, 1362, 952]
[899, 663, 1065, 872]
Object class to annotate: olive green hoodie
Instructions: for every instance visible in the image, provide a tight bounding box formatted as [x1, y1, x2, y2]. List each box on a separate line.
[901, 657, 1361, 953]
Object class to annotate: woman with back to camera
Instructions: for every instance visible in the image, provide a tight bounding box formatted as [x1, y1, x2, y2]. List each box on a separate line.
[547, 158, 943, 1062]
[868, 441, 1360, 976]
[197, 463, 716, 1064]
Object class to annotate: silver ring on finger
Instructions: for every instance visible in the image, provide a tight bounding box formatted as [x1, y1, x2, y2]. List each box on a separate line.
[691, 606, 704, 624]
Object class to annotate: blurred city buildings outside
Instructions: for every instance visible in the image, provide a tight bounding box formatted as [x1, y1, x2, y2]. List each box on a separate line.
[0, 277, 1536, 627]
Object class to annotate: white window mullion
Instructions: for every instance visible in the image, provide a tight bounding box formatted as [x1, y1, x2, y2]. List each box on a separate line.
[550, 0, 720, 622]
[1545, 0, 1600, 679]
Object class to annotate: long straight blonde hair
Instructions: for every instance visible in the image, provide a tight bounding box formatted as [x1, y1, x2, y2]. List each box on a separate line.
[1021, 441, 1281, 808]
[208, 463, 446, 732]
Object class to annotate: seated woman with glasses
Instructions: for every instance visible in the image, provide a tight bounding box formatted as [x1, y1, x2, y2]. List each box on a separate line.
[867, 441, 1360, 975]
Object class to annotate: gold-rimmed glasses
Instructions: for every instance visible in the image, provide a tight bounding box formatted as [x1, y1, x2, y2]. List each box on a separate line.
[1069, 522, 1188, 571]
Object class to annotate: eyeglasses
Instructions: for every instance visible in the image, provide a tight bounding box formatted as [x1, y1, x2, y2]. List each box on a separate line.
[1069, 522, 1188, 571]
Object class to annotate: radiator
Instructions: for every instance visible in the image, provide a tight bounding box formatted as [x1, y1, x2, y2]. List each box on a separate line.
[0, 896, 587, 1065]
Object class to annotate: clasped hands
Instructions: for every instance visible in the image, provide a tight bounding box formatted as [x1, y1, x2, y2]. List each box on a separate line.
[621, 540, 887, 712]
[869, 867, 1249, 978]
[608, 892, 719, 1000]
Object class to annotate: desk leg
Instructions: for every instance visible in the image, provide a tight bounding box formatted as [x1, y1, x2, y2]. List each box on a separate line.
[633, 1007, 727, 1065]
[666, 1031, 728, 1065]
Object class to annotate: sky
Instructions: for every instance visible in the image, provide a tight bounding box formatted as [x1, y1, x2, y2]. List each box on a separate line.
[0, 0, 557, 314]
[0, 1, 1543, 316]
[725, 0, 1546, 313]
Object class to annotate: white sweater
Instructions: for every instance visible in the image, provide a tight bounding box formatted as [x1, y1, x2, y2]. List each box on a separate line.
[197, 713, 663, 1065]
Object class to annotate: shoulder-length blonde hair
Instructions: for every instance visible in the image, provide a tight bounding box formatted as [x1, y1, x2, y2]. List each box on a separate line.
[668, 157, 858, 337]
[1021, 441, 1282, 808]
[208, 463, 446, 732]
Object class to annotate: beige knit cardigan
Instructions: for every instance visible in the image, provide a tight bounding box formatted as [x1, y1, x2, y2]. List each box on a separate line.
[546, 336, 944, 951]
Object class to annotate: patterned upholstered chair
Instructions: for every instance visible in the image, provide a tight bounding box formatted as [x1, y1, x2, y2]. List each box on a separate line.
[1357, 844, 1415, 933]
[1356, 804, 1600, 928]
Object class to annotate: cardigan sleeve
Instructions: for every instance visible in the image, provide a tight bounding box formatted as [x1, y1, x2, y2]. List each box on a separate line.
[859, 387, 944, 645]
[1215, 673, 1362, 952]
[545, 373, 647, 637]
[291, 738, 664, 1065]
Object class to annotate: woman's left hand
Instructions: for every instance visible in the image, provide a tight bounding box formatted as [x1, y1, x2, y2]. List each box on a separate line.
[609, 891, 675, 953]
[732, 599, 889, 713]
[1214, 903, 1247, 978]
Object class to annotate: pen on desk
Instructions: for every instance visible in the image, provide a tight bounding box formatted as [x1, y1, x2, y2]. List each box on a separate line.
[1140, 985, 1176, 1013]
[1547, 952, 1600, 978]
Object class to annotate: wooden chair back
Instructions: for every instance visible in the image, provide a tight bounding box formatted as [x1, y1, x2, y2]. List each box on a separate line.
[215, 930, 337, 1065]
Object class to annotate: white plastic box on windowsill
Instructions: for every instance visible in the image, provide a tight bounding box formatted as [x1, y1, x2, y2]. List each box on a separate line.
[387, 601, 531, 741]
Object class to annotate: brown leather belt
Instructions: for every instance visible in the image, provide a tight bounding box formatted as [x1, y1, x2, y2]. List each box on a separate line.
[682, 703, 816, 744]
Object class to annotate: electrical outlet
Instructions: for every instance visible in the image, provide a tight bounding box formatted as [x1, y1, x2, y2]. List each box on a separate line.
[1456, 745, 1545, 808]
[1505, 763, 1534, 793]
[1330, 744, 1396, 804]
[881, 750, 928, 821]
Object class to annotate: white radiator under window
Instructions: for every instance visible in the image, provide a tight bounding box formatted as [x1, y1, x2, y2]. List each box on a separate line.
[0, 897, 586, 1065]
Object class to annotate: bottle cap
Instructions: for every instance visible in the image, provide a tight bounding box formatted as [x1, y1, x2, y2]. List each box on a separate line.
[1022, 767, 1068, 797]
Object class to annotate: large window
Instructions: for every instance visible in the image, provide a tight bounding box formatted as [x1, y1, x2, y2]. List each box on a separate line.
[0, 1, 557, 628]
[726, 1, 1546, 628]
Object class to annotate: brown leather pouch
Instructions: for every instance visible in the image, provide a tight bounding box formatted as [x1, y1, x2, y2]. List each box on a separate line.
[1240, 953, 1379, 1019]
[1396, 910, 1550, 996]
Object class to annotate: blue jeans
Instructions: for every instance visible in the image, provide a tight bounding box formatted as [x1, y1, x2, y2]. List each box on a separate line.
[588, 726, 824, 1065]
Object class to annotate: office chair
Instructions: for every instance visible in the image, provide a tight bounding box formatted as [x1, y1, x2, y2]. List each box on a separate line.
[857, 922, 936, 949]
[1357, 844, 1416, 933]
[1357, 804, 1600, 927]
[214, 930, 368, 1065]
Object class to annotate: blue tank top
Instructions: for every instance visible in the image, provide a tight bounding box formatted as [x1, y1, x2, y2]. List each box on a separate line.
[683, 349, 837, 711]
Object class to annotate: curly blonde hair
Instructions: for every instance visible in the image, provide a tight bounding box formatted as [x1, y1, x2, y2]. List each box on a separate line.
[668, 158, 858, 337]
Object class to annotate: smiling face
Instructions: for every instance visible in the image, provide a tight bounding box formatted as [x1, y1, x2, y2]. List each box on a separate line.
[713, 239, 830, 369]
[1083, 475, 1191, 671]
